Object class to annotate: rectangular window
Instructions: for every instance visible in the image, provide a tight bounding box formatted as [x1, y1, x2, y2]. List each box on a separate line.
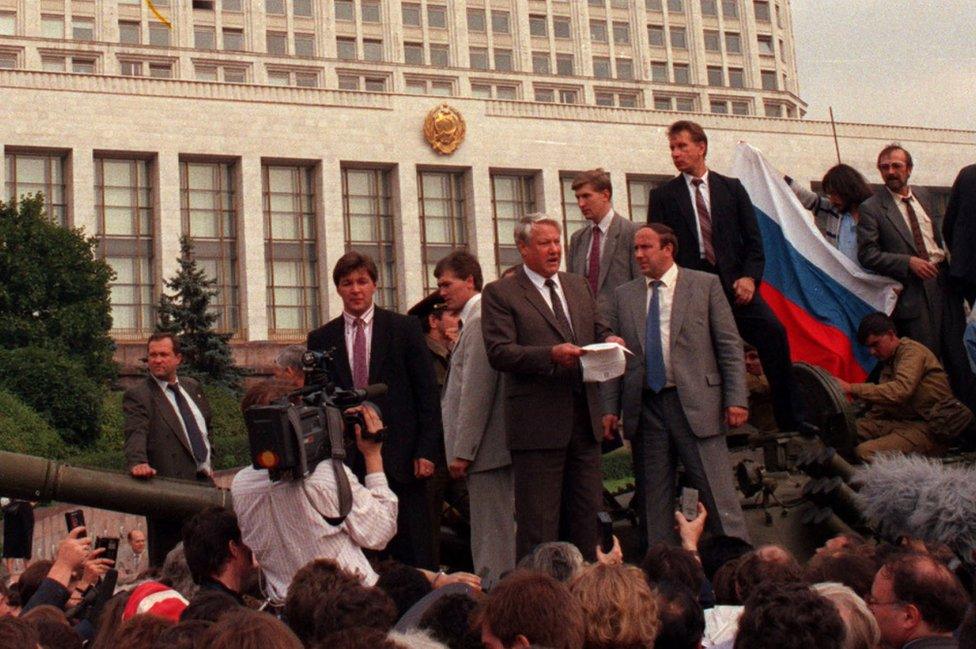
[362, 0, 381, 23]
[295, 72, 317, 87]
[764, 102, 782, 117]
[150, 22, 171, 46]
[754, 0, 770, 21]
[668, 0, 684, 12]
[491, 174, 535, 276]
[294, 33, 315, 57]
[593, 56, 611, 79]
[529, 15, 547, 37]
[467, 9, 485, 32]
[196, 65, 218, 81]
[337, 37, 356, 60]
[707, 65, 723, 86]
[492, 11, 510, 34]
[673, 63, 690, 83]
[647, 25, 665, 46]
[616, 58, 633, 80]
[728, 67, 744, 87]
[620, 93, 638, 108]
[41, 15, 63, 38]
[612, 21, 630, 44]
[723, 0, 739, 17]
[73, 58, 95, 74]
[556, 53, 574, 76]
[757, 34, 774, 55]
[94, 157, 155, 336]
[72, 17, 94, 40]
[590, 20, 607, 42]
[224, 67, 246, 83]
[266, 31, 287, 55]
[429, 44, 449, 67]
[223, 28, 244, 51]
[265, 0, 285, 14]
[560, 174, 588, 240]
[42, 56, 66, 72]
[670, 26, 687, 49]
[120, 60, 143, 76]
[654, 95, 672, 110]
[651, 61, 667, 81]
[5, 152, 68, 226]
[195, 26, 216, 49]
[646, 0, 663, 10]
[404, 42, 424, 65]
[363, 39, 383, 62]
[418, 170, 467, 293]
[402, 3, 421, 26]
[0, 12, 15, 36]
[180, 161, 241, 334]
[264, 164, 320, 338]
[760, 68, 777, 89]
[223, 0, 242, 10]
[334, 0, 354, 21]
[595, 92, 614, 106]
[427, 5, 446, 28]
[293, 0, 312, 17]
[701, 0, 717, 15]
[267, 70, 289, 86]
[725, 32, 741, 53]
[494, 48, 512, 71]
[553, 16, 571, 38]
[560, 88, 578, 104]
[710, 100, 728, 114]
[469, 47, 488, 70]
[676, 96, 695, 111]
[627, 176, 665, 222]
[704, 30, 719, 51]
[731, 100, 750, 115]
[532, 52, 550, 74]
[148, 62, 172, 78]
[342, 167, 398, 309]
[119, 21, 141, 44]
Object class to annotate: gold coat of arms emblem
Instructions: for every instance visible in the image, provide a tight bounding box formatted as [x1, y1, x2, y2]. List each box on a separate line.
[423, 104, 466, 155]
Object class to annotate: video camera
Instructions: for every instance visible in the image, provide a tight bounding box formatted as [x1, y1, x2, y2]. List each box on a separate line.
[244, 348, 387, 482]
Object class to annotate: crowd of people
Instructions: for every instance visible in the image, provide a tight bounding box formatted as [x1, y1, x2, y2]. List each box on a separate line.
[1, 119, 974, 647]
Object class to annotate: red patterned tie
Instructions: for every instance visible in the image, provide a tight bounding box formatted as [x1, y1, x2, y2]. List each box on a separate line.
[353, 318, 368, 389]
[902, 197, 930, 261]
[587, 226, 602, 296]
[692, 178, 716, 266]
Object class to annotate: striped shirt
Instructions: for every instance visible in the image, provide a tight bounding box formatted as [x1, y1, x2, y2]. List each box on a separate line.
[231, 462, 398, 600]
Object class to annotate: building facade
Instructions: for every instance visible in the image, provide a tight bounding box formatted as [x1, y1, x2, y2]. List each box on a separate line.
[1, 1, 974, 369]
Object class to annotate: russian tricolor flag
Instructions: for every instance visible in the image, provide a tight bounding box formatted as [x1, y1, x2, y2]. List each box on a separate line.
[730, 143, 901, 382]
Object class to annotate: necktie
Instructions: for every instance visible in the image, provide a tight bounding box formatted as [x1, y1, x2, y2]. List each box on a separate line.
[645, 280, 667, 392]
[587, 226, 602, 296]
[901, 197, 930, 261]
[691, 178, 717, 266]
[166, 384, 208, 465]
[544, 278, 575, 343]
[353, 318, 368, 389]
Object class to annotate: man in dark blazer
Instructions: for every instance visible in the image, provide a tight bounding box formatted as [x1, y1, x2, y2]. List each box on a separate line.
[601, 224, 749, 547]
[124, 332, 213, 566]
[306, 251, 443, 570]
[567, 168, 642, 305]
[858, 145, 975, 416]
[648, 120, 801, 433]
[482, 214, 621, 561]
[944, 164, 976, 308]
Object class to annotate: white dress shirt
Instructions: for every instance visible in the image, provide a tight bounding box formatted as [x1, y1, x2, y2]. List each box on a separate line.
[343, 303, 375, 368]
[458, 292, 482, 329]
[888, 188, 945, 263]
[585, 208, 616, 267]
[522, 266, 574, 336]
[231, 463, 398, 600]
[683, 171, 712, 260]
[645, 263, 679, 385]
[151, 376, 211, 473]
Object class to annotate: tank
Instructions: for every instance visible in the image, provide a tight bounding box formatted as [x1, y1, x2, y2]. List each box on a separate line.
[0, 451, 232, 520]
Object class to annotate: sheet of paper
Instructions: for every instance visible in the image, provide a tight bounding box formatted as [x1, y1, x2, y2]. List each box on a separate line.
[580, 342, 632, 382]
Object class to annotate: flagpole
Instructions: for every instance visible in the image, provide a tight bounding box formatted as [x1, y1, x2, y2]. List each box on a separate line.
[828, 106, 841, 164]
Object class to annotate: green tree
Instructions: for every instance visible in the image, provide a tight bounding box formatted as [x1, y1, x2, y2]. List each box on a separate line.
[156, 235, 244, 387]
[0, 195, 116, 382]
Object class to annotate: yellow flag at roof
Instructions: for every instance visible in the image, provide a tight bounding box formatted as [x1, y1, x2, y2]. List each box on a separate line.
[146, 0, 172, 28]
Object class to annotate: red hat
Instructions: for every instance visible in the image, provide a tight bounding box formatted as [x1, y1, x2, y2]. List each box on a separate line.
[122, 581, 189, 622]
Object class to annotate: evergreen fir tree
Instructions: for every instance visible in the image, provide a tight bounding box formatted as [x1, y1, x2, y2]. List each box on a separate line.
[156, 235, 244, 387]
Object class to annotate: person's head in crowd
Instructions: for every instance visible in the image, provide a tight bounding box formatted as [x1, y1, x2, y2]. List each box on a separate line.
[570, 563, 660, 649]
[409, 292, 457, 343]
[0, 580, 17, 617]
[122, 582, 189, 623]
[734, 546, 804, 602]
[868, 552, 968, 649]
[856, 312, 901, 362]
[376, 561, 433, 619]
[0, 616, 39, 649]
[733, 582, 845, 649]
[640, 542, 705, 596]
[284, 559, 361, 645]
[274, 344, 306, 389]
[817, 532, 869, 556]
[516, 542, 585, 583]
[697, 535, 754, 582]
[28, 619, 82, 649]
[160, 543, 198, 602]
[315, 627, 401, 649]
[958, 603, 976, 649]
[712, 557, 742, 605]
[14, 559, 53, 605]
[202, 608, 303, 649]
[571, 168, 614, 225]
[479, 570, 585, 649]
[128, 529, 148, 556]
[435, 250, 483, 314]
[240, 379, 295, 412]
[181, 506, 253, 596]
[89, 591, 131, 649]
[821, 164, 874, 215]
[418, 592, 481, 649]
[307, 582, 398, 646]
[19, 604, 69, 627]
[114, 614, 177, 649]
[389, 629, 450, 649]
[179, 590, 239, 623]
[876, 143, 913, 196]
[635, 224, 679, 280]
[653, 581, 705, 649]
[152, 619, 214, 649]
[500, 264, 521, 279]
[744, 344, 763, 376]
[803, 549, 877, 598]
[514, 214, 563, 280]
[811, 582, 881, 649]
[333, 251, 379, 317]
[666, 120, 709, 177]
[146, 332, 184, 384]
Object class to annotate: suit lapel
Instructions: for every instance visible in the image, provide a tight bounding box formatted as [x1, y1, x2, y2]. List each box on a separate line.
[880, 190, 917, 252]
[598, 215, 620, 291]
[563, 273, 585, 343]
[517, 270, 570, 342]
[629, 280, 648, 354]
[326, 319, 354, 388]
[368, 308, 391, 382]
[669, 268, 689, 350]
[149, 380, 194, 456]
[672, 178, 701, 258]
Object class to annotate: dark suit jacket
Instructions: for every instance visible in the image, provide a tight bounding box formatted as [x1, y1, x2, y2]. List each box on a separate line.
[648, 172, 765, 294]
[481, 268, 611, 450]
[567, 212, 642, 304]
[857, 187, 943, 321]
[306, 307, 443, 484]
[944, 164, 976, 286]
[123, 376, 212, 481]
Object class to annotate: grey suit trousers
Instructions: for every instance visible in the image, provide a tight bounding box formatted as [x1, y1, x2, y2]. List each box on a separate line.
[636, 389, 749, 546]
[468, 466, 516, 590]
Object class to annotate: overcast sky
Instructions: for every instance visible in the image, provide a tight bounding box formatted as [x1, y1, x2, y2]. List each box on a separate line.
[791, 0, 976, 130]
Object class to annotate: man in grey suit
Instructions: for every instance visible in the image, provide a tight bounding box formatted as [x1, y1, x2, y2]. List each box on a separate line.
[601, 224, 749, 547]
[567, 168, 642, 304]
[437, 250, 515, 588]
[483, 214, 622, 561]
[858, 144, 975, 414]
[123, 332, 213, 566]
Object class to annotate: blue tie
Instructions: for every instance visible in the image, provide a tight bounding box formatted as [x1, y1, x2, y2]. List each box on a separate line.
[645, 280, 667, 392]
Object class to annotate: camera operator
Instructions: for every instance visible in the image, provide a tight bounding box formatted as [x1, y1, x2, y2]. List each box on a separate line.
[231, 399, 397, 602]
